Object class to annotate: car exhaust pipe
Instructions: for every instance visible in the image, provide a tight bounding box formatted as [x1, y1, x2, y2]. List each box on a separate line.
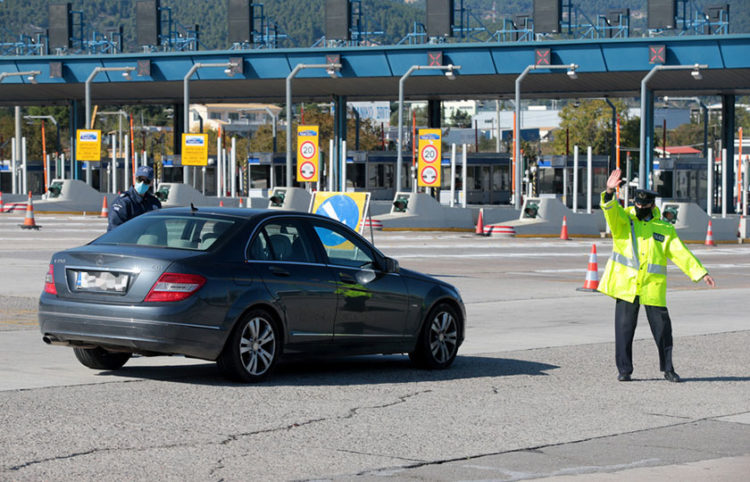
[42, 335, 71, 346]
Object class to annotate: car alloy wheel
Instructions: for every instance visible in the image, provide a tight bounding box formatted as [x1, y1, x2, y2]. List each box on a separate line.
[409, 303, 460, 369]
[429, 310, 458, 364]
[239, 316, 277, 376]
[218, 309, 280, 382]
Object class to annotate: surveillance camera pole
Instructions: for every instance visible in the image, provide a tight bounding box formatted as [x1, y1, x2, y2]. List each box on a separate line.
[638, 64, 707, 189]
[515, 64, 577, 209]
[0, 71, 41, 194]
[85, 66, 135, 186]
[285, 63, 341, 188]
[397, 64, 460, 194]
[183, 62, 236, 186]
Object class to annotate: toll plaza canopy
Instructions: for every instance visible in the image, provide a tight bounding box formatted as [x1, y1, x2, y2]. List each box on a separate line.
[1, 34, 750, 106]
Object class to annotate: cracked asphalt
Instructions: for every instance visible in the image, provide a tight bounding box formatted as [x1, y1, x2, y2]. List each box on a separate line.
[1, 214, 749, 480]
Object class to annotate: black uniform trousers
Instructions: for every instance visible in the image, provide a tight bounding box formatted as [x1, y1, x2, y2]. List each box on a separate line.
[615, 296, 674, 375]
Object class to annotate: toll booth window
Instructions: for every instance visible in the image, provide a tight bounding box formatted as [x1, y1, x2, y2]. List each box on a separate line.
[523, 202, 539, 218]
[249, 165, 269, 189]
[662, 205, 679, 225]
[368, 163, 394, 189]
[155, 185, 170, 202]
[48, 181, 63, 199]
[393, 196, 409, 213]
[269, 191, 286, 207]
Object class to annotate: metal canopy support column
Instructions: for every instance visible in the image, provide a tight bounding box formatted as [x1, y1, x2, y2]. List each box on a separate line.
[722, 94, 736, 212]
[333, 95, 347, 191]
[70, 100, 85, 181]
[427, 100, 441, 128]
[173, 102, 184, 172]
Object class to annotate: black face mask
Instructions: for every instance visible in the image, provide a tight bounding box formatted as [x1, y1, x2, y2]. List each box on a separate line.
[635, 206, 652, 220]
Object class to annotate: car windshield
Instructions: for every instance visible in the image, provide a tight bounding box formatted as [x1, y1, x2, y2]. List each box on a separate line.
[94, 214, 236, 251]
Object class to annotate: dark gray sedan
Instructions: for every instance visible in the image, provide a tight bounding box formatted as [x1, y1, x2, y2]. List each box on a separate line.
[39, 208, 465, 382]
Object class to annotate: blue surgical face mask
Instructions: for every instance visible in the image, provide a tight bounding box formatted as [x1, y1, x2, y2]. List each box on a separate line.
[135, 181, 150, 195]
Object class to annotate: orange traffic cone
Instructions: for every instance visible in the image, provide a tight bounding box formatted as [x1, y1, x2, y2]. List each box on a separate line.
[475, 208, 485, 235]
[238, 197, 244, 208]
[577, 244, 599, 292]
[219, 200, 224, 207]
[100, 196, 109, 218]
[705, 219, 715, 246]
[560, 216, 570, 240]
[0, 191, 4, 213]
[19, 192, 40, 230]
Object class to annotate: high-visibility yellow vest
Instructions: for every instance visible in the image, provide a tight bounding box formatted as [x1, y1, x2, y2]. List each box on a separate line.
[598, 191, 707, 307]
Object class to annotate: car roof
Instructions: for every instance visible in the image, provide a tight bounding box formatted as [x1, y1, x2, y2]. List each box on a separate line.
[150, 207, 335, 224]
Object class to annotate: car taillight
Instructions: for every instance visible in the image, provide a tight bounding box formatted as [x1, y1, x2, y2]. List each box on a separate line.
[144, 273, 206, 302]
[44, 264, 57, 295]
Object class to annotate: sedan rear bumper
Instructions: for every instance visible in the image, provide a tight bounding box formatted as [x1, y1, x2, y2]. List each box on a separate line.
[38, 293, 229, 360]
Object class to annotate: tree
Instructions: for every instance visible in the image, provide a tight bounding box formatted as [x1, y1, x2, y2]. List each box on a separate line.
[449, 109, 472, 128]
[551, 99, 629, 155]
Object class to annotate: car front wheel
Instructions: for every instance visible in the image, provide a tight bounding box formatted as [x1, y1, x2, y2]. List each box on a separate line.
[218, 310, 280, 382]
[409, 303, 460, 369]
[73, 347, 131, 370]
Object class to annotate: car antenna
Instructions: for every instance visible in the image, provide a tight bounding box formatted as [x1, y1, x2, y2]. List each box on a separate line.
[190, 203, 198, 212]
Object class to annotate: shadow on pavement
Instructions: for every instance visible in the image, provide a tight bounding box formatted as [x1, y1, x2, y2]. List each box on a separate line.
[99, 354, 559, 387]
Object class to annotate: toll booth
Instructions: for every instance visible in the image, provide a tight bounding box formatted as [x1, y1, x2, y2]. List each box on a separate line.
[653, 157, 708, 210]
[535, 154, 609, 208]
[348, 151, 512, 204]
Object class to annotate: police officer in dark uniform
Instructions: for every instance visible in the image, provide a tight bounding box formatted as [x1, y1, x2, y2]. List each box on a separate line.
[107, 165, 162, 231]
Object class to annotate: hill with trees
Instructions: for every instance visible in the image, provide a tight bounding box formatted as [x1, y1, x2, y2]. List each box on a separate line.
[0, 1, 746, 52]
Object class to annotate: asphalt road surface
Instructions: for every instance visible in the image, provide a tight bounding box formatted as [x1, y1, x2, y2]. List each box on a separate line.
[1, 212, 748, 481]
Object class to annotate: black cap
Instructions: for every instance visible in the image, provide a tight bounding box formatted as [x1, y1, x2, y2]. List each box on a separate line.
[633, 189, 658, 205]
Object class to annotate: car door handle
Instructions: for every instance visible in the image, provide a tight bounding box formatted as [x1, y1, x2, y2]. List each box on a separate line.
[268, 266, 290, 277]
[339, 272, 356, 284]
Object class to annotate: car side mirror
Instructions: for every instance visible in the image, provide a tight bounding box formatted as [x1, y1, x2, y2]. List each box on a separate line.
[383, 257, 399, 273]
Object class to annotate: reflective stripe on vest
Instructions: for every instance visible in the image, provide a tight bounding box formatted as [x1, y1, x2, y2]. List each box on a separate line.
[611, 251, 638, 269]
[647, 264, 667, 275]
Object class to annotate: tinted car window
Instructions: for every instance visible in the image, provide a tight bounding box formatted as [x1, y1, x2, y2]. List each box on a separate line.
[312, 223, 376, 268]
[94, 215, 235, 251]
[247, 220, 315, 263]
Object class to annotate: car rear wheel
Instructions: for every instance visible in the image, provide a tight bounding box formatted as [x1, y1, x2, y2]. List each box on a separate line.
[218, 310, 280, 382]
[73, 347, 131, 370]
[409, 303, 460, 369]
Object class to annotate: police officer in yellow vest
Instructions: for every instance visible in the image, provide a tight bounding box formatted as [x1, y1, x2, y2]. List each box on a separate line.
[599, 169, 716, 383]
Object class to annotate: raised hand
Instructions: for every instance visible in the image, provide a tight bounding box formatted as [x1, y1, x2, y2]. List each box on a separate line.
[606, 169, 622, 193]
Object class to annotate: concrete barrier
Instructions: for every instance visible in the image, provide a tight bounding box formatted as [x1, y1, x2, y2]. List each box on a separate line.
[658, 201, 739, 243]
[34, 179, 114, 213]
[498, 196, 605, 237]
[374, 192, 474, 231]
[267, 187, 311, 211]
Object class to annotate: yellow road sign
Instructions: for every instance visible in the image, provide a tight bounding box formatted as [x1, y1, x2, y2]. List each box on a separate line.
[181, 134, 208, 166]
[76, 130, 102, 162]
[418, 128, 441, 187]
[297, 125, 319, 182]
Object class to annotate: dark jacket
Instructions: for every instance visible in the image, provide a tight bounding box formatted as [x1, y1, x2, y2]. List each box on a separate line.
[107, 185, 162, 231]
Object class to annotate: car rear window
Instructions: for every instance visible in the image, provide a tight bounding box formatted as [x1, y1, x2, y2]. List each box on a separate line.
[95, 215, 236, 251]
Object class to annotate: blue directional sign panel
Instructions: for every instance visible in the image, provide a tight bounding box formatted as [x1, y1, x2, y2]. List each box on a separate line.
[310, 192, 371, 240]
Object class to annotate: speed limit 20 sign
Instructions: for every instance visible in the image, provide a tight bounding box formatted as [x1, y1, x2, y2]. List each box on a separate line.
[417, 128, 442, 187]
[297, 125, 319, 183]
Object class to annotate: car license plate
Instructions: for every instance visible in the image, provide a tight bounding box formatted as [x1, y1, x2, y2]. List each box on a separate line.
[74, 270, 129, 293]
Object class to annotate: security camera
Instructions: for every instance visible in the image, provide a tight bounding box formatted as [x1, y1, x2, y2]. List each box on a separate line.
[27, 75, 38, 84]
[567, 69, 578, 80]
[444, 69, 456, 80]
[327, 68, 338, 78]
[691, 69, 703, 81]
[122, 71, 131, 80]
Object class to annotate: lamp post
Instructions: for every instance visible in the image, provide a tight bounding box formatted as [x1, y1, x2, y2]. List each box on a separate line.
[396, 64, 461, 193]
[285, 62, 341, 187]
[183, 61, 237, 185]
[0, 71, 41, 194]
[638, 64, 707, 189]
[515, 64, 578, 209]
[85, 66, 135, 185]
